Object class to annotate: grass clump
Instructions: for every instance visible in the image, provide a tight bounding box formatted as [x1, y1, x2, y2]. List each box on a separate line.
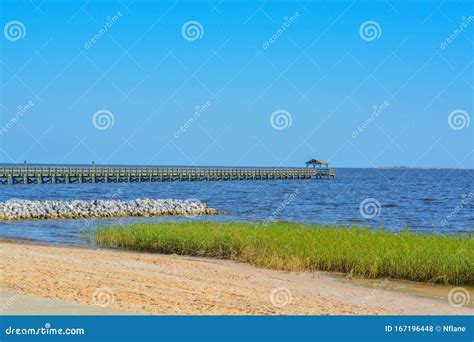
[95, 222, 473, 285]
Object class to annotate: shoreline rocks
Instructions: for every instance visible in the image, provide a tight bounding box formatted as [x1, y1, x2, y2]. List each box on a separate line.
[0, 198, 218, 221]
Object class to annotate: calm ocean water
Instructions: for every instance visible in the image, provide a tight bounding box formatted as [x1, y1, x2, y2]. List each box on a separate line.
[0, 168, 472, 245]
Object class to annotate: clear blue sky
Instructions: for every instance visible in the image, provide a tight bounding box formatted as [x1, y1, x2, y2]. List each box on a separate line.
[1, 0, 472, 168]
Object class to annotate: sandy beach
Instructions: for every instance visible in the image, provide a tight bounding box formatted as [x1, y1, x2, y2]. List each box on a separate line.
[0, 240, 472, 315]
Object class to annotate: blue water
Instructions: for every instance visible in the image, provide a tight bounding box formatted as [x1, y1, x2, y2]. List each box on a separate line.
[0, 168, 472, 245]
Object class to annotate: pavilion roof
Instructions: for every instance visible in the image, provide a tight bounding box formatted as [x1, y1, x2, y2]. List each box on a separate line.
[305, 159, 329, 165]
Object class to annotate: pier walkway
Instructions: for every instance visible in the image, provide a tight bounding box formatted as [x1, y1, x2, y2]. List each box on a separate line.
[0, 165, 336, 185]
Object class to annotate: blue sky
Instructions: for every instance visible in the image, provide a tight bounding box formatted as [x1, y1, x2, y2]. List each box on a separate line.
[0, 0, 472, 168]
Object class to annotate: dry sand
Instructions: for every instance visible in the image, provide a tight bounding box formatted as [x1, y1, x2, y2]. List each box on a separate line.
[0, 240, 472, 315]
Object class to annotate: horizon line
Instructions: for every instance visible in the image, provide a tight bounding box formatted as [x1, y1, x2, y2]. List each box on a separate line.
[0, 162, 472, 171]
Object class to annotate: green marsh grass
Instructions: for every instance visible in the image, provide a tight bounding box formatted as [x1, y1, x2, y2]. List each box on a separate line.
[95, 222, 473, 285]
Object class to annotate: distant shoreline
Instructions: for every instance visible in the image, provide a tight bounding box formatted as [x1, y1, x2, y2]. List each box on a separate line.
[1, 163, 472, 170]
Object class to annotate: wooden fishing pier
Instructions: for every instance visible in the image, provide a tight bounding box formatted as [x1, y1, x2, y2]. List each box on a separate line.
[0, 161, 336, 185]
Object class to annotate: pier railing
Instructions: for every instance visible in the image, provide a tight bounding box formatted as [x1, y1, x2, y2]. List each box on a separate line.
[0, 165, 336, 185]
